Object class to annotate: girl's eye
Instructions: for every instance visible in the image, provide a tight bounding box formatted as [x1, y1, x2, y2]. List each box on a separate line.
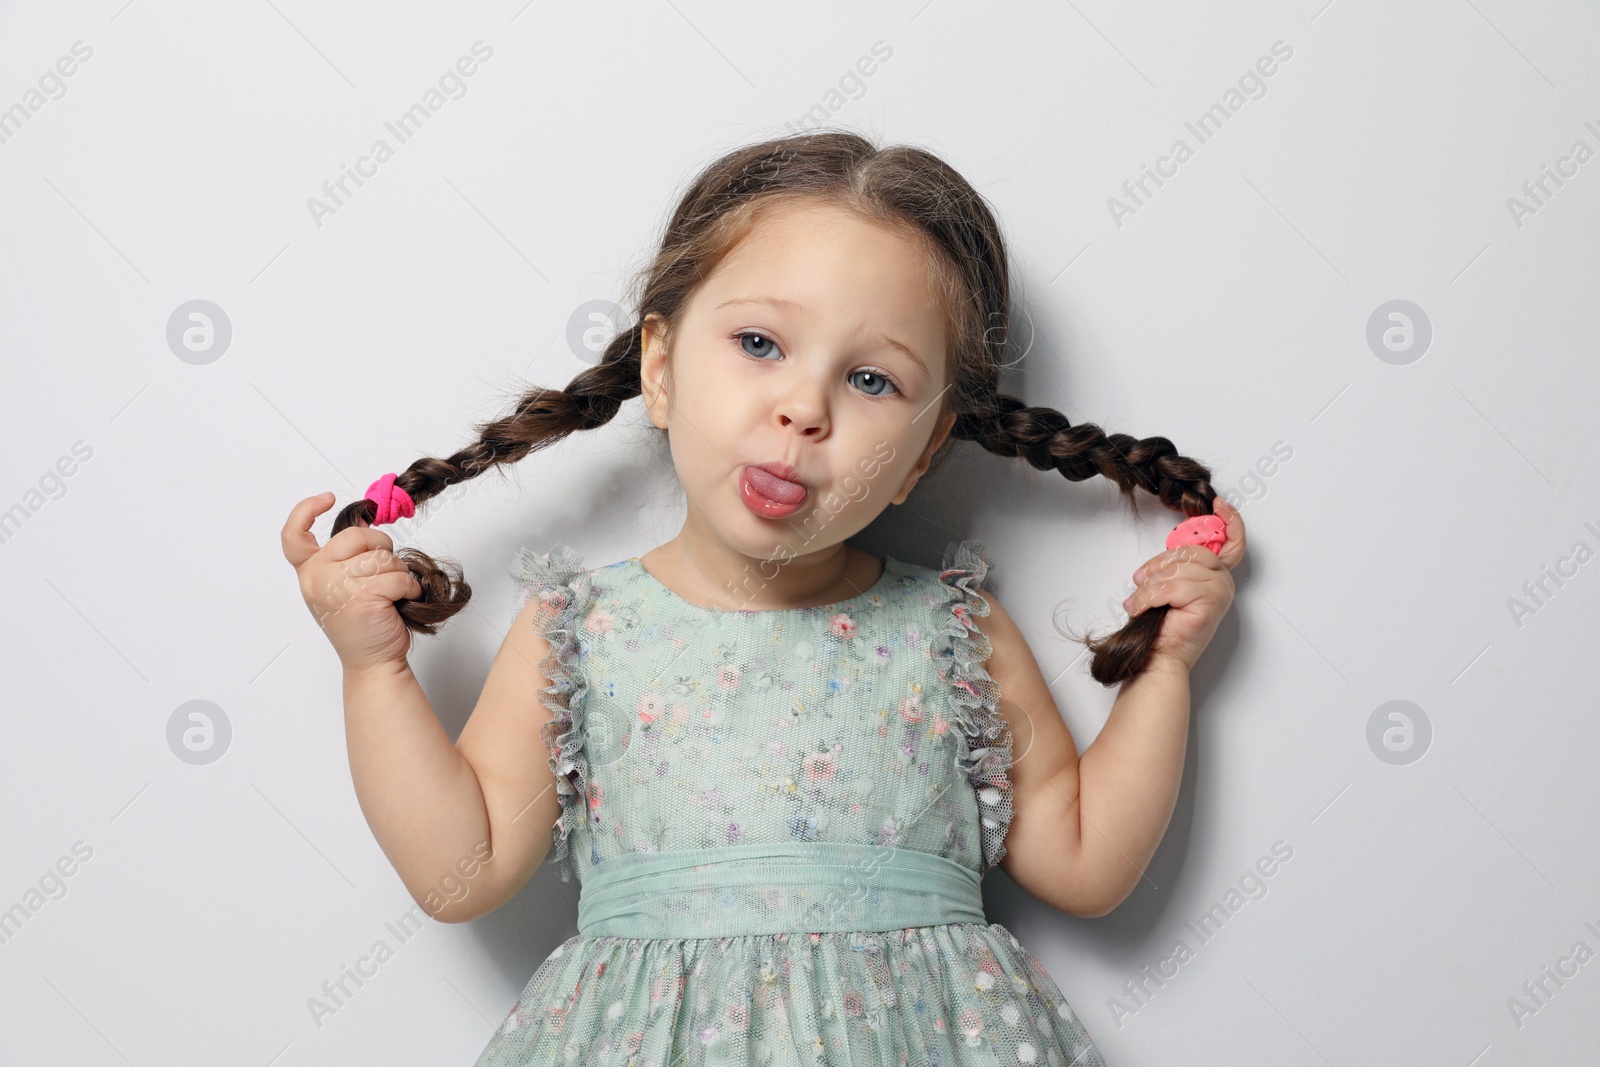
[735, 331, 902, 399]
[738, 331, 780, 360]
[848, 369, 899, 397]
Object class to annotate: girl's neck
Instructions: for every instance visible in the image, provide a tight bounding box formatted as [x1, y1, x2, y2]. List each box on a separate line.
[638, 537, 883, 612]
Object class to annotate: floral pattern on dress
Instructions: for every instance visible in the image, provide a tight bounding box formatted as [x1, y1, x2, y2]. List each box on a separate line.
[484, 540, 1106, 1067]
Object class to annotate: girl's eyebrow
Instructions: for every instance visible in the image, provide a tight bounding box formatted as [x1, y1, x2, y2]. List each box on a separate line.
[713, 295, 930, 380]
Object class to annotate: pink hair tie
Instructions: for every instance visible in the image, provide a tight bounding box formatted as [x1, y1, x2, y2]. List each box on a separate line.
[1166, 514, 1227, 556]
[364, 473, 415, 526]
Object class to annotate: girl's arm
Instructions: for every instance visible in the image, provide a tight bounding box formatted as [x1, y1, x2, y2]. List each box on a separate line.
[986, 591, 1190, 917]
[342, 596, 563, 923]
[990, 506, 1240, 915]
[1067, 657, 1191, 913]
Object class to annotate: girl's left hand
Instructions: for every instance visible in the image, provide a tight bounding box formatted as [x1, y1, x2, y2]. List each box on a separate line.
[1122, 497, 1248, 673]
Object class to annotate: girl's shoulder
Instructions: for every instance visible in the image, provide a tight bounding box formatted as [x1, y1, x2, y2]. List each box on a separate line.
[507, 543, 630, 590]
[872, 539, 995, 610]
[507, 542, 597, 630]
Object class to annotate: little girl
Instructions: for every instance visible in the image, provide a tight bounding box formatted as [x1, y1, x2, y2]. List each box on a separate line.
[284, 130, 1245, 1065]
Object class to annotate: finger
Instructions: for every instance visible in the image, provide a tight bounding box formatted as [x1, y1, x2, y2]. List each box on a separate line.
[311, 567, 420, 616]
[323, 523, 397, 564]
[281, 492, 337, 569]
[339, 547, 413, 579]
[1164, 543, 1223, 570]
[1135, 543, 1222, 584]
[1133, 560, 1217, 601]
[364, 569, 424, 603]
[1126, 574, 1205, 616]
[1208, 497, 1246, 568]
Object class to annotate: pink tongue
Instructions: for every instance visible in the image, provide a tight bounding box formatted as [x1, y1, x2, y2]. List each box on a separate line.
[746, 466, 806, 504]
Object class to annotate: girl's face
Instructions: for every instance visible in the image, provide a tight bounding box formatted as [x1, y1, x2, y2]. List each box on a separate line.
[641, 199, 957, 565]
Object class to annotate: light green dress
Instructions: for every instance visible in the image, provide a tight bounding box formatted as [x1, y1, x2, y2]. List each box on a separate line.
[474, 540, 1107, 1066]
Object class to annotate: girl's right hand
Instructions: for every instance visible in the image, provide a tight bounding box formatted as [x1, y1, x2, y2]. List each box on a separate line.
[281, 492, 425, 673]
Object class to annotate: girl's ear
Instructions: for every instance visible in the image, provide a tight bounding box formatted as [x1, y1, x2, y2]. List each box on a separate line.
[890, 408, 957, 505]
[641, 313, 670, 429]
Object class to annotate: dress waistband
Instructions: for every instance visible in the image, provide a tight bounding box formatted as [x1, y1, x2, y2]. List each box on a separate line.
[576, 840, 987, 938]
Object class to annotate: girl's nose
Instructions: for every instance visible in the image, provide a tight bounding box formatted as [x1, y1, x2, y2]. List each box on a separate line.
[775, 378, 829, 437]
[778, 409, 828, 437]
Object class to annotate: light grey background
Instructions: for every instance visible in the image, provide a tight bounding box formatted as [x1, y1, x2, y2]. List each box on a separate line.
[3, 0, 1598, 1063]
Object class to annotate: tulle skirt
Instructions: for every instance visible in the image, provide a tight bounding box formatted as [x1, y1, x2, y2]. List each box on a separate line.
[474, 921, 1106, 1066]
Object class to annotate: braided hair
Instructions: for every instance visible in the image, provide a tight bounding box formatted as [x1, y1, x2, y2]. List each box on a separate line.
[333, 129, 1218, 686]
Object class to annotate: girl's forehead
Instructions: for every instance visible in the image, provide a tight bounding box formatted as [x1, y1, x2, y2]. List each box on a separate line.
[727, 199, 918, 257]
[695, 206, 946, 349]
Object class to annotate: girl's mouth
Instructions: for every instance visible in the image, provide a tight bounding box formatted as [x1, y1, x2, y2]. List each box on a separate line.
[739, 465, 808, 519]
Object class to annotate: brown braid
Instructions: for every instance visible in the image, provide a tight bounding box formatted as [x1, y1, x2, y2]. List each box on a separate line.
[329, 324, 647, 634]
[341, 128, 1221, 685]
[953, 395, 1217, 685]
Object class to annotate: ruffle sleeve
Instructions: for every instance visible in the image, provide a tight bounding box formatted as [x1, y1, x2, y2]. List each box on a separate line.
[933, 539, 1016, 877]
[508, 542, 594, 883]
